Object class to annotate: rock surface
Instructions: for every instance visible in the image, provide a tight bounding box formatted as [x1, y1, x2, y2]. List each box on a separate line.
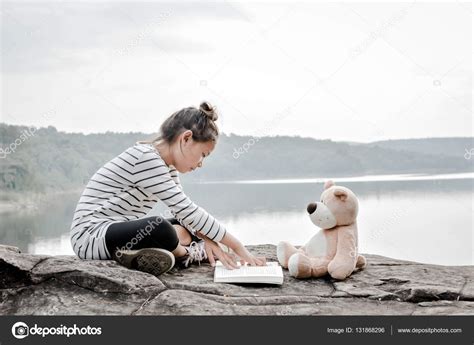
[1, 244, 473, 315]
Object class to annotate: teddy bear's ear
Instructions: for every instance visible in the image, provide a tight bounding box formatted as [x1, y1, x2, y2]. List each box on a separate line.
[324, 180, 335, 190]
[334, 188, 348, 201]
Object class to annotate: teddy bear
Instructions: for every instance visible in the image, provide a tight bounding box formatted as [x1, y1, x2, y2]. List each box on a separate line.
[277, 180, 367, 280]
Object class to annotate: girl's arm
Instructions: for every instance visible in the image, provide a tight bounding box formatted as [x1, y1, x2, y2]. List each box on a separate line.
[221, 232, 266, 266]
[218, 231, 240, 250]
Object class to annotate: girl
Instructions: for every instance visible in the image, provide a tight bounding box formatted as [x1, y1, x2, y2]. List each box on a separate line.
[70, 102, 266, 276]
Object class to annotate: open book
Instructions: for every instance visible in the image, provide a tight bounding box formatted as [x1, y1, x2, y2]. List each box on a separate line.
[213, 261, 284, 285]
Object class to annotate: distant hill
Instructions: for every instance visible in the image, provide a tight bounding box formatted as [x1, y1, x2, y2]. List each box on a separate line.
[369, 138, 473, 160]
[0, 123, 472, 193]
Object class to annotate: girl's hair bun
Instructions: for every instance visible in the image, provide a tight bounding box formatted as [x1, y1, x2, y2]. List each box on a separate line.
[199, 101, 218, 122]
[145, 102, 220, 144]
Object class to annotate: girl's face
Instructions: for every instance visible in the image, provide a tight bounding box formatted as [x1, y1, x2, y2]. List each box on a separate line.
[172, 130, 216, 173]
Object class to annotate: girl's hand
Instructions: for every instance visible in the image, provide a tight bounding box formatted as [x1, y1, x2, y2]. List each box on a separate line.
[196, 231, 266, 268]
[199, 235, 239, 270]
[232, 243, 266, 266]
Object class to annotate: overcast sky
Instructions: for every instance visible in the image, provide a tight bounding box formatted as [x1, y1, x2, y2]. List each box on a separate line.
[1, 1, 472, 142]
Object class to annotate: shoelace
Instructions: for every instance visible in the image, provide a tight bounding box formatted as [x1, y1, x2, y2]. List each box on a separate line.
[183, 241, 207, 267]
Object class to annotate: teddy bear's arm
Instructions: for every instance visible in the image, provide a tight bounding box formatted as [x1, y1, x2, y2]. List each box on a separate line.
[327, 224, 358, 280]
[323, 228, 338, 259]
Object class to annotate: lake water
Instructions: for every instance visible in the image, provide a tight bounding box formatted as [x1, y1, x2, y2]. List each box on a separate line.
[1, 173, 472, 266]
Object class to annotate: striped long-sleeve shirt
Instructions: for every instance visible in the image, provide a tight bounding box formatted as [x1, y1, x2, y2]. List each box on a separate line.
[70, 142, 227, 260]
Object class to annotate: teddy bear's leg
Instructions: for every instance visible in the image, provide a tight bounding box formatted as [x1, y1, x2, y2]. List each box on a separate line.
[288, 254, 331, 278]
[310, 257, 331, 277]
[356, 255, 367, 269]
[287, 253, 313, 278]
[277, 241, 304, 268]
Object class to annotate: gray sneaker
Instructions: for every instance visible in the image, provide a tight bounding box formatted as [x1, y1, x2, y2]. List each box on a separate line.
[176, 241, 208, 268]
[113, 248, 175, 276]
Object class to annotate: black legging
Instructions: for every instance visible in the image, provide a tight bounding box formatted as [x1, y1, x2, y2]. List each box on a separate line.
[105, 216, 199, 260]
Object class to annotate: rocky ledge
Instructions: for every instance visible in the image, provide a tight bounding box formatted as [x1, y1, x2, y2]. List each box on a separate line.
[1, 244, 473, 315]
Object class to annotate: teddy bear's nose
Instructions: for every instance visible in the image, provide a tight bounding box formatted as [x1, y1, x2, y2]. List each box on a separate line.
[307, 202, 317, 214]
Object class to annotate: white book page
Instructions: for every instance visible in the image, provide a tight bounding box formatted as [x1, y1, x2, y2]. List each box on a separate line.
[215, 262, 281, 277]
[214, 261, 284, 285]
